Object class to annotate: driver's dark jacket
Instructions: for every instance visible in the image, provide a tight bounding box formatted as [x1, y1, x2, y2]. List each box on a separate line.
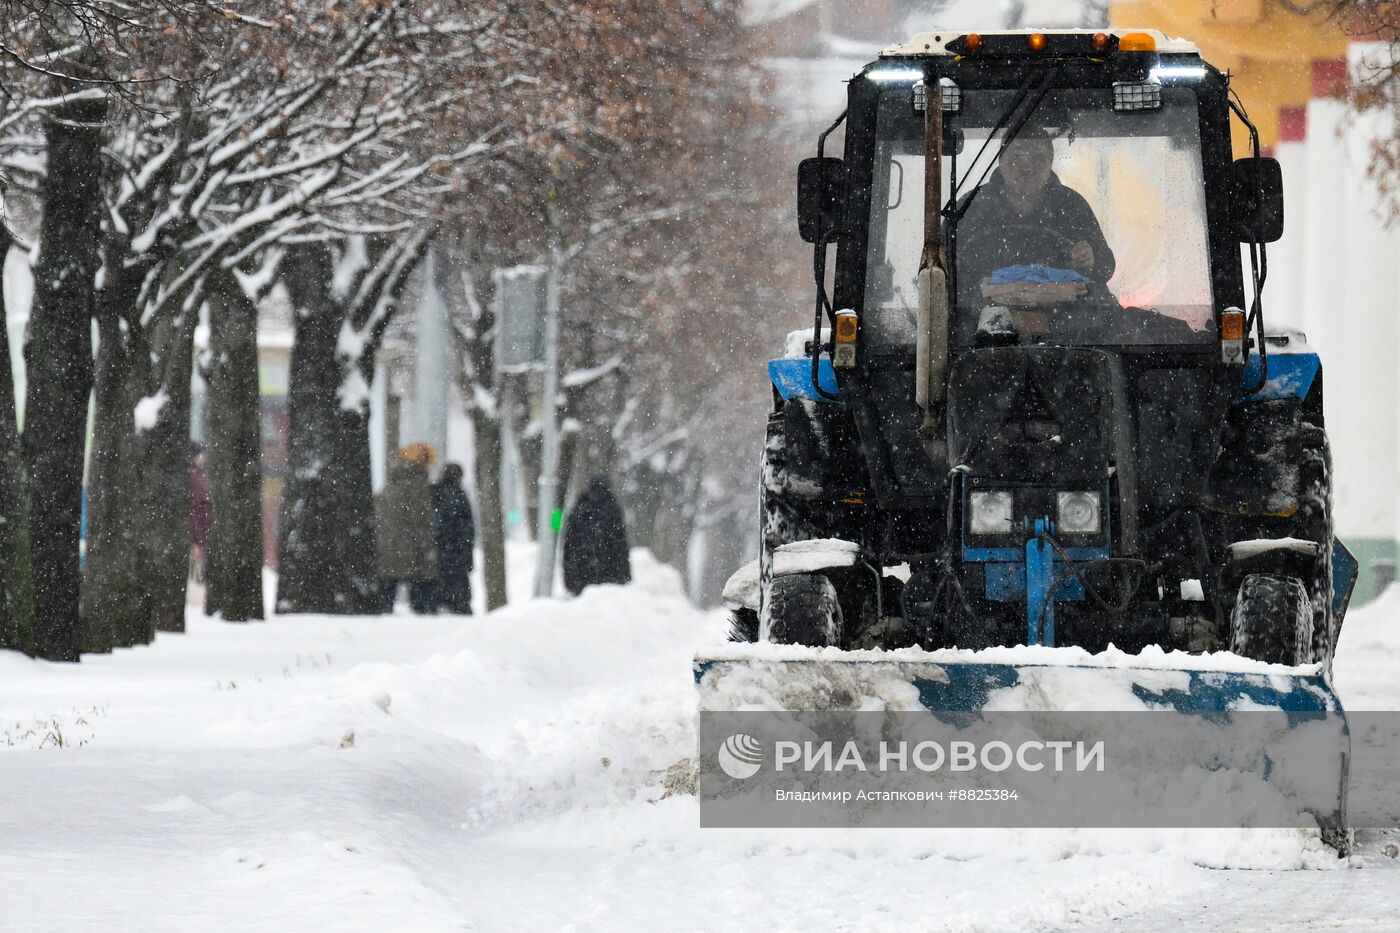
[956, 170, 1116, 294]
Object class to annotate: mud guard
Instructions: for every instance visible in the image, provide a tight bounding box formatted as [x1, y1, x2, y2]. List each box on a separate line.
[1333, 538, 1358, 626]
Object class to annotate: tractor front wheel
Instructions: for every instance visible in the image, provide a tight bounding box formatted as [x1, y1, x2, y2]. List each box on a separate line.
[1228, 573, 1314, 666]
[765, 573, 843, 647]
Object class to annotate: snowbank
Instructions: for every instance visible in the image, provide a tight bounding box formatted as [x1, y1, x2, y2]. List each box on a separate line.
[1, 569, 1398, 930]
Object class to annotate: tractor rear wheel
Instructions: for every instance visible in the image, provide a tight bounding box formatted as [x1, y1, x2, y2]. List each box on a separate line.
[1228, 573, 1314, 666]
[759, 408, 826, 633]
[765, 573, 843, 647]
[1212, 404, 1335, 667]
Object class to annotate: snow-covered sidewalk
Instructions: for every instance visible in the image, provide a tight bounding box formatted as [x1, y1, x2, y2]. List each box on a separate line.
[2, 555, 1399, 932]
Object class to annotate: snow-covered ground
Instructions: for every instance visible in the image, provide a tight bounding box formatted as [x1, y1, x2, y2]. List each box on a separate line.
[3, 549, 1399, 932]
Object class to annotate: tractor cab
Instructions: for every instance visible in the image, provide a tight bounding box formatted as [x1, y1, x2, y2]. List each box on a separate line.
[806, 31, 1278, 361]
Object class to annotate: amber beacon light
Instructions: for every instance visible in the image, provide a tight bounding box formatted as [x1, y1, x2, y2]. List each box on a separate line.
[1028, 32, 1047, 52]
[833, 310, 859, 369]
[1117, 32, 1157, 52]
[1220, 308, 1246, 364]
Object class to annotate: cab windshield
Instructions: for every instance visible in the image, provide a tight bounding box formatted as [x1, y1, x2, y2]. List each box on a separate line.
[861, 83, 1215, 348]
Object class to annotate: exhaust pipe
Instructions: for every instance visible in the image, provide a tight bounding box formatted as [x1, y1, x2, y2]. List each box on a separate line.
[916, 80, 949, 461]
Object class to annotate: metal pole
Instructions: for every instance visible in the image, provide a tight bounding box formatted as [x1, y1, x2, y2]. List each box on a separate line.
[533, 200, 563, 597]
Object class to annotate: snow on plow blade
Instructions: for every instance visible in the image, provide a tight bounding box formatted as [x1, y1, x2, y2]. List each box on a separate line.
[693, 647, 1343, 713]
[694, 647, 1350, 833]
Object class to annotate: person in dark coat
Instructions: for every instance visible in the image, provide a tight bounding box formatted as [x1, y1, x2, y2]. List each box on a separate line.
[561, 475, 631, 596]
[376, 444, 438, 614]
[432, 462, 475, 615]
[957, 127, 1116, 293]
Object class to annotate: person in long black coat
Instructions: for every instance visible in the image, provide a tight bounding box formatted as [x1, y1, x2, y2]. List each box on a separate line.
[432, 462, 475, 614]
[562, 475, 631, 596]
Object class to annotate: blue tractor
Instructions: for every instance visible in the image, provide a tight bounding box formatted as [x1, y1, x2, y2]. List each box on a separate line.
[707, 30, 1358, 757]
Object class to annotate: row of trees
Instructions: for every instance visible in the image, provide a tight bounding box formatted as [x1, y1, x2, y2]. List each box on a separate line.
[442, 3, 791, 609]
[0, 1, 790, 659]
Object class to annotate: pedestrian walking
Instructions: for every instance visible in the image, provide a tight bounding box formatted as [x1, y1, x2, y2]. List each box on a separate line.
[432, 462, 476, 614]
[561, 474, 631, 595]
[376, 443, 438, 613]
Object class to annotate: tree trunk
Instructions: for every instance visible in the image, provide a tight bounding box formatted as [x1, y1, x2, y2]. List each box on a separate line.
[625, 459, 694, 578]
[23, 93, 106, 662]
[331, 356, 382, 614]
[0, 229, 28, 654]
[140, 299, 198, 633]
[518, 420, 542, 541]
[276, 234, 425, 615]
[472, 408, 508, 610]
[80, 316, 138, 652]
[204, 268, 265, 622]
[453, 264, 508, 611]
[275, 243, 383, 614]
[83, 254, 201, 647]
[276, 243, 345, 613]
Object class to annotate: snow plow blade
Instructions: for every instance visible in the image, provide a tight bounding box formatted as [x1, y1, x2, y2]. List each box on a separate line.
[693, 651, 1344, 713]
[695, 650, 1350, 837]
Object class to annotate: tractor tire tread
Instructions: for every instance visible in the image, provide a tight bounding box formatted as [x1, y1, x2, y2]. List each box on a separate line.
[1229, 573, 1314, 666]
[766, 573, 843, 647]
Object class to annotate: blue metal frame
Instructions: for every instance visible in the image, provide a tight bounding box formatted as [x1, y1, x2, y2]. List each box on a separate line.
[962, 544, 1108, 562]
[1026, 517, 1056, 645]
[961, 486, 1112, 647]
[983, 562, 1085, 601]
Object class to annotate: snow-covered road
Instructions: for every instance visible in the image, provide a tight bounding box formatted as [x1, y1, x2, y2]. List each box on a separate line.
[2, 553, 1398, 932]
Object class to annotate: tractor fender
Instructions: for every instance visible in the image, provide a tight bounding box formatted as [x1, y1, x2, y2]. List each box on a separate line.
[1236, 346, 1319, 405]
[722, 538, 861, 610]
[769, 357, 840, 402]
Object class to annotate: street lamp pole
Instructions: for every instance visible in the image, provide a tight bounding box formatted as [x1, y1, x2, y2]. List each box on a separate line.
[533, 197, 563, 597]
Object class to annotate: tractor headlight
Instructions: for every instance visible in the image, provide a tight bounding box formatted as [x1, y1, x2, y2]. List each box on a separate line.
[969, 491, 1014, 535]
[1056, 492, 1102, 534]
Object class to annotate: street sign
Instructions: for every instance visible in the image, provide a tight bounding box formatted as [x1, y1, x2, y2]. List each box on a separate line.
[493, 264, 547, 371]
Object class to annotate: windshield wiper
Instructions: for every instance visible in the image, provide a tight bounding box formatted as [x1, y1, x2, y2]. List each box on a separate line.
[948, 66, 1061, 221]
[942, 66, 1061, 309]
[946, 72, 1034, 211]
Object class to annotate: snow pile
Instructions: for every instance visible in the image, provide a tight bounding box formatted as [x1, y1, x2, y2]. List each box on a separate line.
[1228, 537, 1321, 559]
[782, 325, 829, 359]
[2, 565, 1399, 929]
[701, 638, 1326, 676]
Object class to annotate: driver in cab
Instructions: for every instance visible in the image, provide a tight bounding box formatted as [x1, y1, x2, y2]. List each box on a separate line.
[958, 126, 1116, 293]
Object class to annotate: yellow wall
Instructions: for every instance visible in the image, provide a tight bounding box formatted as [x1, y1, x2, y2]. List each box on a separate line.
[1110, 0, 1348, 155]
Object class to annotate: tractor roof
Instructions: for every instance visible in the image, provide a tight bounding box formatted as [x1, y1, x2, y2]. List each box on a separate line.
[880, 28, 1199, 58]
